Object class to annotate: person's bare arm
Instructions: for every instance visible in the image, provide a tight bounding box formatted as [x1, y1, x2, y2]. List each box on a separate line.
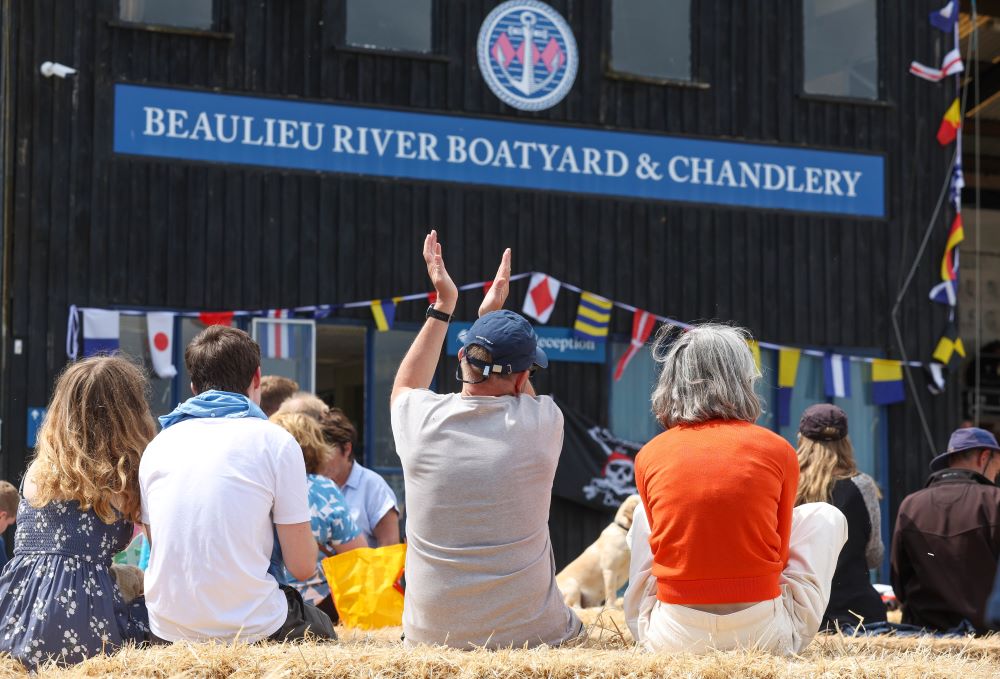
[391, 231, 458, 407]
[477, 249, 538, 397]
[276, 521, 319, 581]
[143, 524, 152, 546]
[332, 534, 368, 555]
[372, 508, 401, 546]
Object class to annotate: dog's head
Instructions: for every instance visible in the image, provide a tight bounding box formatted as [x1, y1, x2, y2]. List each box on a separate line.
[110, 563, 145, 604]
[614, 494, 642, 530]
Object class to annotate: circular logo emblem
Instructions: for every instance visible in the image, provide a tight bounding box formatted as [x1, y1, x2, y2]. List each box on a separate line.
[477, 1, 578, 112]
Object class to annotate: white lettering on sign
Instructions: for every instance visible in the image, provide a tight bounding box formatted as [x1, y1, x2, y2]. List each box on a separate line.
[137, 105, 867, 200]
[536, 336, 598, 353]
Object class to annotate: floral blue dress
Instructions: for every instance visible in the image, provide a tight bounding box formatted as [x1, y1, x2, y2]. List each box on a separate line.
[0, 498, 148, 668]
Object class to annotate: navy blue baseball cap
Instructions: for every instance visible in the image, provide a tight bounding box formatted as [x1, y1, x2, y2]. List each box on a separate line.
[459, 310, 548, 376]
[930, 427, 1000, 472]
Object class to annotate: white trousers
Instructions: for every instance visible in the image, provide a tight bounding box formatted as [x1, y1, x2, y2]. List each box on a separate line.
[624, 502, 847, 655]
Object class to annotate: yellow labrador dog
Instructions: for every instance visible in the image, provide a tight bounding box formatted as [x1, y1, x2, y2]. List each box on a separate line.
[556, 494, 642, 609]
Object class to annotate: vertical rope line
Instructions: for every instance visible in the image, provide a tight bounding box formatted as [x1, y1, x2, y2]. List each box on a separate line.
[974, 2, 982, 426]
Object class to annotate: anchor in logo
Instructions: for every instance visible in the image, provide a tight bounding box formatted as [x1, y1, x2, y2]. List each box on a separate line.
[491, 11, 565, 96]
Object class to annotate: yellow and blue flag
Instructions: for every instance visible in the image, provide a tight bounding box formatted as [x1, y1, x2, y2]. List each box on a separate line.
[747, 340, 761, 372]
[871, 359, 905, 405]
[371, 299, 397, 332]
[573, 292, 613, 342]
[777, 348, 801, 426]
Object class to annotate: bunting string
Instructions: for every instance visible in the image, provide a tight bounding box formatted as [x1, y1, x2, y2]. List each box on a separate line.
[68, 270, 928, 369]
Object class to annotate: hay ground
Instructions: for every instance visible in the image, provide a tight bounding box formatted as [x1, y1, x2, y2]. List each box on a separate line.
[1, 608, 997, 678]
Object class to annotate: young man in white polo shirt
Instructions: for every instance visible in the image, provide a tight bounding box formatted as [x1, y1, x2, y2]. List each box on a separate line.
[140, 326, 335, 643]
[390, 231, 582, 649]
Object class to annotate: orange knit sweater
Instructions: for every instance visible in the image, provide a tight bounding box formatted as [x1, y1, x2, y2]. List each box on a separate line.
[635, 420, 799, 605]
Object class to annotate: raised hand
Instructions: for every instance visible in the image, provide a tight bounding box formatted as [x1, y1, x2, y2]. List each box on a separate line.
[423, 230, 458, 311]
[479, 248, 512, 318]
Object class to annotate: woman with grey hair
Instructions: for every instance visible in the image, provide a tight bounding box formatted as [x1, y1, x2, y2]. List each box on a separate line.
[623, 323, 848, 655]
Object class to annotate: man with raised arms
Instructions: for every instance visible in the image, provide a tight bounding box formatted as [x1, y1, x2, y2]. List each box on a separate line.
[390, 231, 582, 649]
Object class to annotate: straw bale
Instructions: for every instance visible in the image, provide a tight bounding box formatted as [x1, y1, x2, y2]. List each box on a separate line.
[1, 609, 997, 679]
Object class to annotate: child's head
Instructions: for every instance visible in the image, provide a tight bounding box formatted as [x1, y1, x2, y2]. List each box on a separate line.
[259, 375, 299, 417]
[269, 411, 331, 475]
[31, 355, 156, 524]
[0, 480, 18, 531]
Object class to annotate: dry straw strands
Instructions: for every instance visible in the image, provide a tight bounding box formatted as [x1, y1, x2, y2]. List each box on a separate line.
[1, 609, 998, 678]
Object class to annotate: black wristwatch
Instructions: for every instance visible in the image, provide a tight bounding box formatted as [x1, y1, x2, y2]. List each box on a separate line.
[425, 305, 453, 324]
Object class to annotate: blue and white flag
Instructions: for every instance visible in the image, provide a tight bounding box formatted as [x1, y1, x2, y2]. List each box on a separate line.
[824, 353, 852, 399]
[82, 309, 120, 356]
[929, 278, 958, 306]
[930, 1, 958, 32]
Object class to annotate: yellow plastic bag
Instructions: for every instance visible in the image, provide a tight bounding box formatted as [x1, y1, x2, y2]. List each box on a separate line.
[322, 543, 406, 629]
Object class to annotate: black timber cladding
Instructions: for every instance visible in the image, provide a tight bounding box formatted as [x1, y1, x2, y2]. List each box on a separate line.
[0, 0, 962, 567]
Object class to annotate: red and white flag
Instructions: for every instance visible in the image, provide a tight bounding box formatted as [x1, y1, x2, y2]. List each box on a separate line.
[613, 310, 657, 381]
[261, 309, 293, 359]
[146, 312, 177, 379]
[521, 273, 561, 324]
[910, 47, 963, 82]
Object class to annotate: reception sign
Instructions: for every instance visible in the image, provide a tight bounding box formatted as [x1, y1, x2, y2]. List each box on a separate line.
[114, 84, 885, 217]
[447, 323, 605, 364]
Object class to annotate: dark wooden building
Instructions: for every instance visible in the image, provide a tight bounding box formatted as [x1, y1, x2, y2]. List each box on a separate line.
[2, 0, 995, 570]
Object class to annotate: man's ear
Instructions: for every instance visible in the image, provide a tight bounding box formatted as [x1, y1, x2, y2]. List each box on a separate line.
[514, 371, 530, 394]
[190, 382, 198, 396]
[251, 367, 262, 391]
[343, 441, 353, 458]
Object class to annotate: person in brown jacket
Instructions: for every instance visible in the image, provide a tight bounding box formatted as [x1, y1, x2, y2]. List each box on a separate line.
[891, 427, 1000, 633]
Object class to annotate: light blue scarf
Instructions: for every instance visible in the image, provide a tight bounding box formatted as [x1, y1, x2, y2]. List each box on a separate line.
[159, 390, 267, 429]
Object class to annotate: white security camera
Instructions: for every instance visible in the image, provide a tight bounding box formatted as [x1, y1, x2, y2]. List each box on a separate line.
[40, 62, 77, 78]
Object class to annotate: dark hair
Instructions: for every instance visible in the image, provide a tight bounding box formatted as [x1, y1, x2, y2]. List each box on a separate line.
[259, 375, 300, 417]
[185, 326, 261, 394]
[321, 407, 358, 458]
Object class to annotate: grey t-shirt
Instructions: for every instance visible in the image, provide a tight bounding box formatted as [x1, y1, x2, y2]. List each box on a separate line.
[391, 389, 582, 649]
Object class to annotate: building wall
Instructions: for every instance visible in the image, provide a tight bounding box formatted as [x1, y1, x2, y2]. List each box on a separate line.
[1, 0, 962, 564]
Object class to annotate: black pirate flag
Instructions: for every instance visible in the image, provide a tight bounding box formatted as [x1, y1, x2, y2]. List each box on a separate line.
[553, 400, 646, 511]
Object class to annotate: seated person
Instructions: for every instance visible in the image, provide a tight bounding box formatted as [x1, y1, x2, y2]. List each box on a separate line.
[270, 411, 367, 620]
[320, 408, 400, 547]
[276, 392, 330, 420]
[625, 324, 847, 655]
[795, 404, 886, 630]
[390, 232, 582, 649]
[140, 326, 334, 643]
[0, 357, 151, 668]
[891, 427, 1000, 633]
[260, 375, 300, 417]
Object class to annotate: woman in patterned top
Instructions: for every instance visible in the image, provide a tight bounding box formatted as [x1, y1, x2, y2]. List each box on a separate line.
[270, 412, 366, 621]
[796, 403, 886, 631]
[0, 356, 155, 668]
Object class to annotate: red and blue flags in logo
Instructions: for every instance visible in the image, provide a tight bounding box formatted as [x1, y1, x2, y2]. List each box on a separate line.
[260, 309, 293, 359]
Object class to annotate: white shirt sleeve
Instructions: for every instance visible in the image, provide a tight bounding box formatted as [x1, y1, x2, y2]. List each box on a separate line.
[138, 456, 151, 525]
[272, 437, 311, 525]
[365, 472, 399, 527]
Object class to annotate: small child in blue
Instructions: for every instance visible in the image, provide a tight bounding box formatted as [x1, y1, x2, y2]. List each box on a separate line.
[0, 357, 155, 668]
[270, 412, 366, 619]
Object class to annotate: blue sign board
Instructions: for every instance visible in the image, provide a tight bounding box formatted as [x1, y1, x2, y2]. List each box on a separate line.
[27, 407, 46, 448]
[114, 84, 885, 218]
[447, 322, 606, 364]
